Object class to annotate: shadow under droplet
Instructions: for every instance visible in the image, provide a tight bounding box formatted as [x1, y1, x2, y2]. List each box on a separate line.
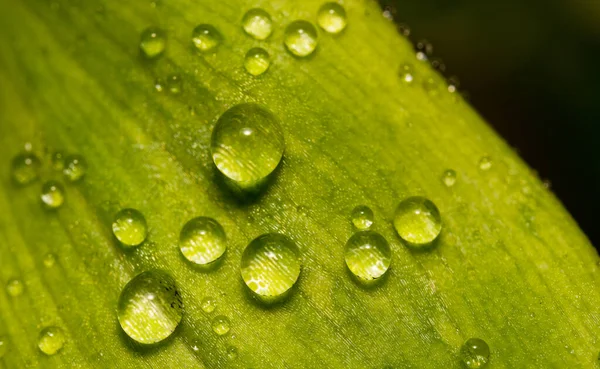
[345, 264, 391, 290]
[212, 159, 282, 205]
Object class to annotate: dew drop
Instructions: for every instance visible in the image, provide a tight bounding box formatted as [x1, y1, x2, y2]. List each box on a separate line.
[43, 253, 57, 268]
[179, 217, 227, 266]
[211, 103, 284, 188]
[398, 23, 411, 37]
[447, 76, 460, 94]
[117, 270, 183, 344]
[416, 39, 433, 57]
[242, 8, 272, 40]
[112, 208, 148, 248]
[211, 315, 230, 335]
[441, 169, 457, 187]
[140, 27, 166, 59]
[63, 154, 87, 182]
[240, 233, 301, 298]
[479, 156, 493, 171]
[317, 3, 347, 34]
[165, 74, 183, 94]
[345, 231, 391, 281]
[41, 181, 65, 209]
[226, 345, 238, 359]
[6, 279, 24, 297]
[431, 57, 446, 73]
[393, 196, 442, 247]
[0, 336, 6, 358]
[350, 205, 374, 230]
[11, 152, 41, 185]
[244, 48, 271, 76]
[201, 297, 216, 313]
[192, 24, 222, 52]
[38, 327, 65, 355]
[399, 64, 414, 84]
[154, 79, 164, 92]
[284, 20, 318, 57]
[51, 151, 65, 171]
[460, 338, 490, 368]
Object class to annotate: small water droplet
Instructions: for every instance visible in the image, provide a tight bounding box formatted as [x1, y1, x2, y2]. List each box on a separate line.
[41, 181, 65, 209]
[226, 345, 238, 359]
[441, 169, 457, 187]
[211, 104, 284, 188]
[165, 74, 182, 94]
[479, 156, 492, 171]
[244, 48, 271, 76]
[399, 64, 414, 84]
[424, 77, 441, 95]
[242, 8, 272, 40]
[431, 57, 446, 73]
[0, 336, 6, 358]
[117, 270, 183, 344]
[140, 27, 166, 59]
[51, 151, 65, 171]
[38, 327, 65, 355]
[211, 315, 230, 335]
[416, 39, 433, 56]
[43, 253, 57, 268]
[192, 24, 222, 52]
[201, 297, 216, 313]
[179, 217, 227, 266]
[6, 279, 24, 297]
[154, 79, 164, 92]
[460, 338, 490, 368]
[393, 196, 442, 247]
[63, 154, 87, 182]
[317, 3, 347, 34]
[284, 20, 318, 57]
[447, 76, 460, 94]
[112, 208, 148, 248]
[397, 23, 411, 37]
[345, 231, 391, 281]
[350, 205, 374, 230]
[191, 340, 201, 352]
[11, 152, 41, 185]
[241, 233, 301, 298]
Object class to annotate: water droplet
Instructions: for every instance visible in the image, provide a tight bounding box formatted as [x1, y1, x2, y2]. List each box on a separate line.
[431, 57, 446, 72]
[140, 27, 166, 59]
[192, 24, 222, 52]
[41, 181, 65, 209]
[241, 233, 301, 298]
[317, 3, 347, 34]
[51, 151, 65, 171]
[284, 20, 318, 57]
[441, 169, 457, 187]
[242, 8, 272, 40]
[43, 253, 57, 268]
[6, 279, 24, 297]
[393, 196, 442, 247]
[350, 205, 374, 230]
[117, 270, 183, 344]
[416, 39, 433, 56]
[166, 74, 182, 94]
[226, 345, 238, 359]
[179, 217, 227, 266]
[447, 76, 460, 94]
[63, 154, 87, 182]
[0, 336, 6, 358]
[345, 231, 391, 281]
[38, 327, 65, 355]
[112, 208, 148, 248]
[424, 77, 441, 95]
[399, 64, 414, 84]
[11, 152, 41, 185]
[460, 338, 490, 368]
[211, 104, 284, 188]
[154, 79, 164, 92]
[479, 156, 492, 171]
[201, 297, 216, 313]
[244, 48, 270, 76]
[398, 23, 411, 37]
[211, 315, 230, 335]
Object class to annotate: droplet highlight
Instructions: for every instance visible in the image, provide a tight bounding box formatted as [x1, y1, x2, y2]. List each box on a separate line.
[242, 8, 272, 40]
[317, 3, 347, 34]
[399, 64, 414, 84]
[192, 24, 222, 52]
[11, 152, 40, 185]
[41, 181, 65, 209]
[112, 208, 148, 248]
[442, 169, 457, 187]
[140, 27, 166, 59]
[345, 231, 391, 281]
[244, 48, 270, 76]
[179, 217, 227, 266]
[63, 154, 87, 182]
[166, 74, 183, 94]
[38, 327, 65, 355]
[351, 205, 374, 230]
[6, 279, 24, 297]
[460, 338, 490, 368]
[211, 315, 230, 335]
[393, 196, 442, 247]
[0, 336, 6, 358]
[284, 20, 318, 57]
[117, 270, 183, 344]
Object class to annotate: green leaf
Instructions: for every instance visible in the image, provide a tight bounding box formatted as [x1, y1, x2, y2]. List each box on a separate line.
[0, 0, 598, 367]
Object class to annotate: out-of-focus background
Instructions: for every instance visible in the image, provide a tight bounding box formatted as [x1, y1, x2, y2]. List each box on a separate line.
[379, 0, 600, 246]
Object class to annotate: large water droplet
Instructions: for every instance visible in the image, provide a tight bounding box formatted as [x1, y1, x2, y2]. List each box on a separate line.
[441, 169, 457, 187]
[393, 196, 442, 247]
[117, 270, 183, 344]
[38, 327, 65, 355]
[479, 156, 492, 171]
[317, 3, 347, 34]
[179, 217, 227, 266]
[241, 233, 301, 298]
[140, 27, 166, 59]
[192, 24, 222, 52]
[0, 336, 6, 358]
[350, 205, 374, 230]
[460, 338, 490, 368]
[211, 103, 284, 188]
[63, 154, 87, 182]
[211, 315, 230, 335]
[11, 152, 41, 185]
[6, 279, 24, 297]
[244, 48, 270, 76]
[284, 20, 318, 57]
[345, 231, 391, 281]
[242, 9, 272, 40]
[41, 181, 65, 209]
[112, 208, 148, 248]
[201, 297, 216, 313]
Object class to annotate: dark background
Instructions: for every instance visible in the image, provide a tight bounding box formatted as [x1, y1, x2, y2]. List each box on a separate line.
[379, 0, 600, 247]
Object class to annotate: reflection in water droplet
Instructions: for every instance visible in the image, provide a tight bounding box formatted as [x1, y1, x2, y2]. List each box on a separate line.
[479, 156, 492, 171]
[192, 24, 222, 52]
[393, 196, 442, 247]
[345, 231, 391, 281]
[460, 338, 490, 368]
[6, 279, 24, 297]
[244, 48, 271, 76]
[41, 181, 65, 209]
[241, 233, 301, 298]
[140, 27, 166, 59]
[179, 217, 227, 266]
[242, 9, 272, 40]
[351, 205, 374, 230]
[63, 154, 87, 182]
[117, 271, 183, 344]
[38, 326, 65, 355]
[441, 169, 457, 187]
[317, 3, 347, 34]
[201, 297, 216, 313]
[11, 152, 41, 186]
[212, 315, 230, 335]
[284, 20, 318, 57]
[112, 208, 148, 248]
